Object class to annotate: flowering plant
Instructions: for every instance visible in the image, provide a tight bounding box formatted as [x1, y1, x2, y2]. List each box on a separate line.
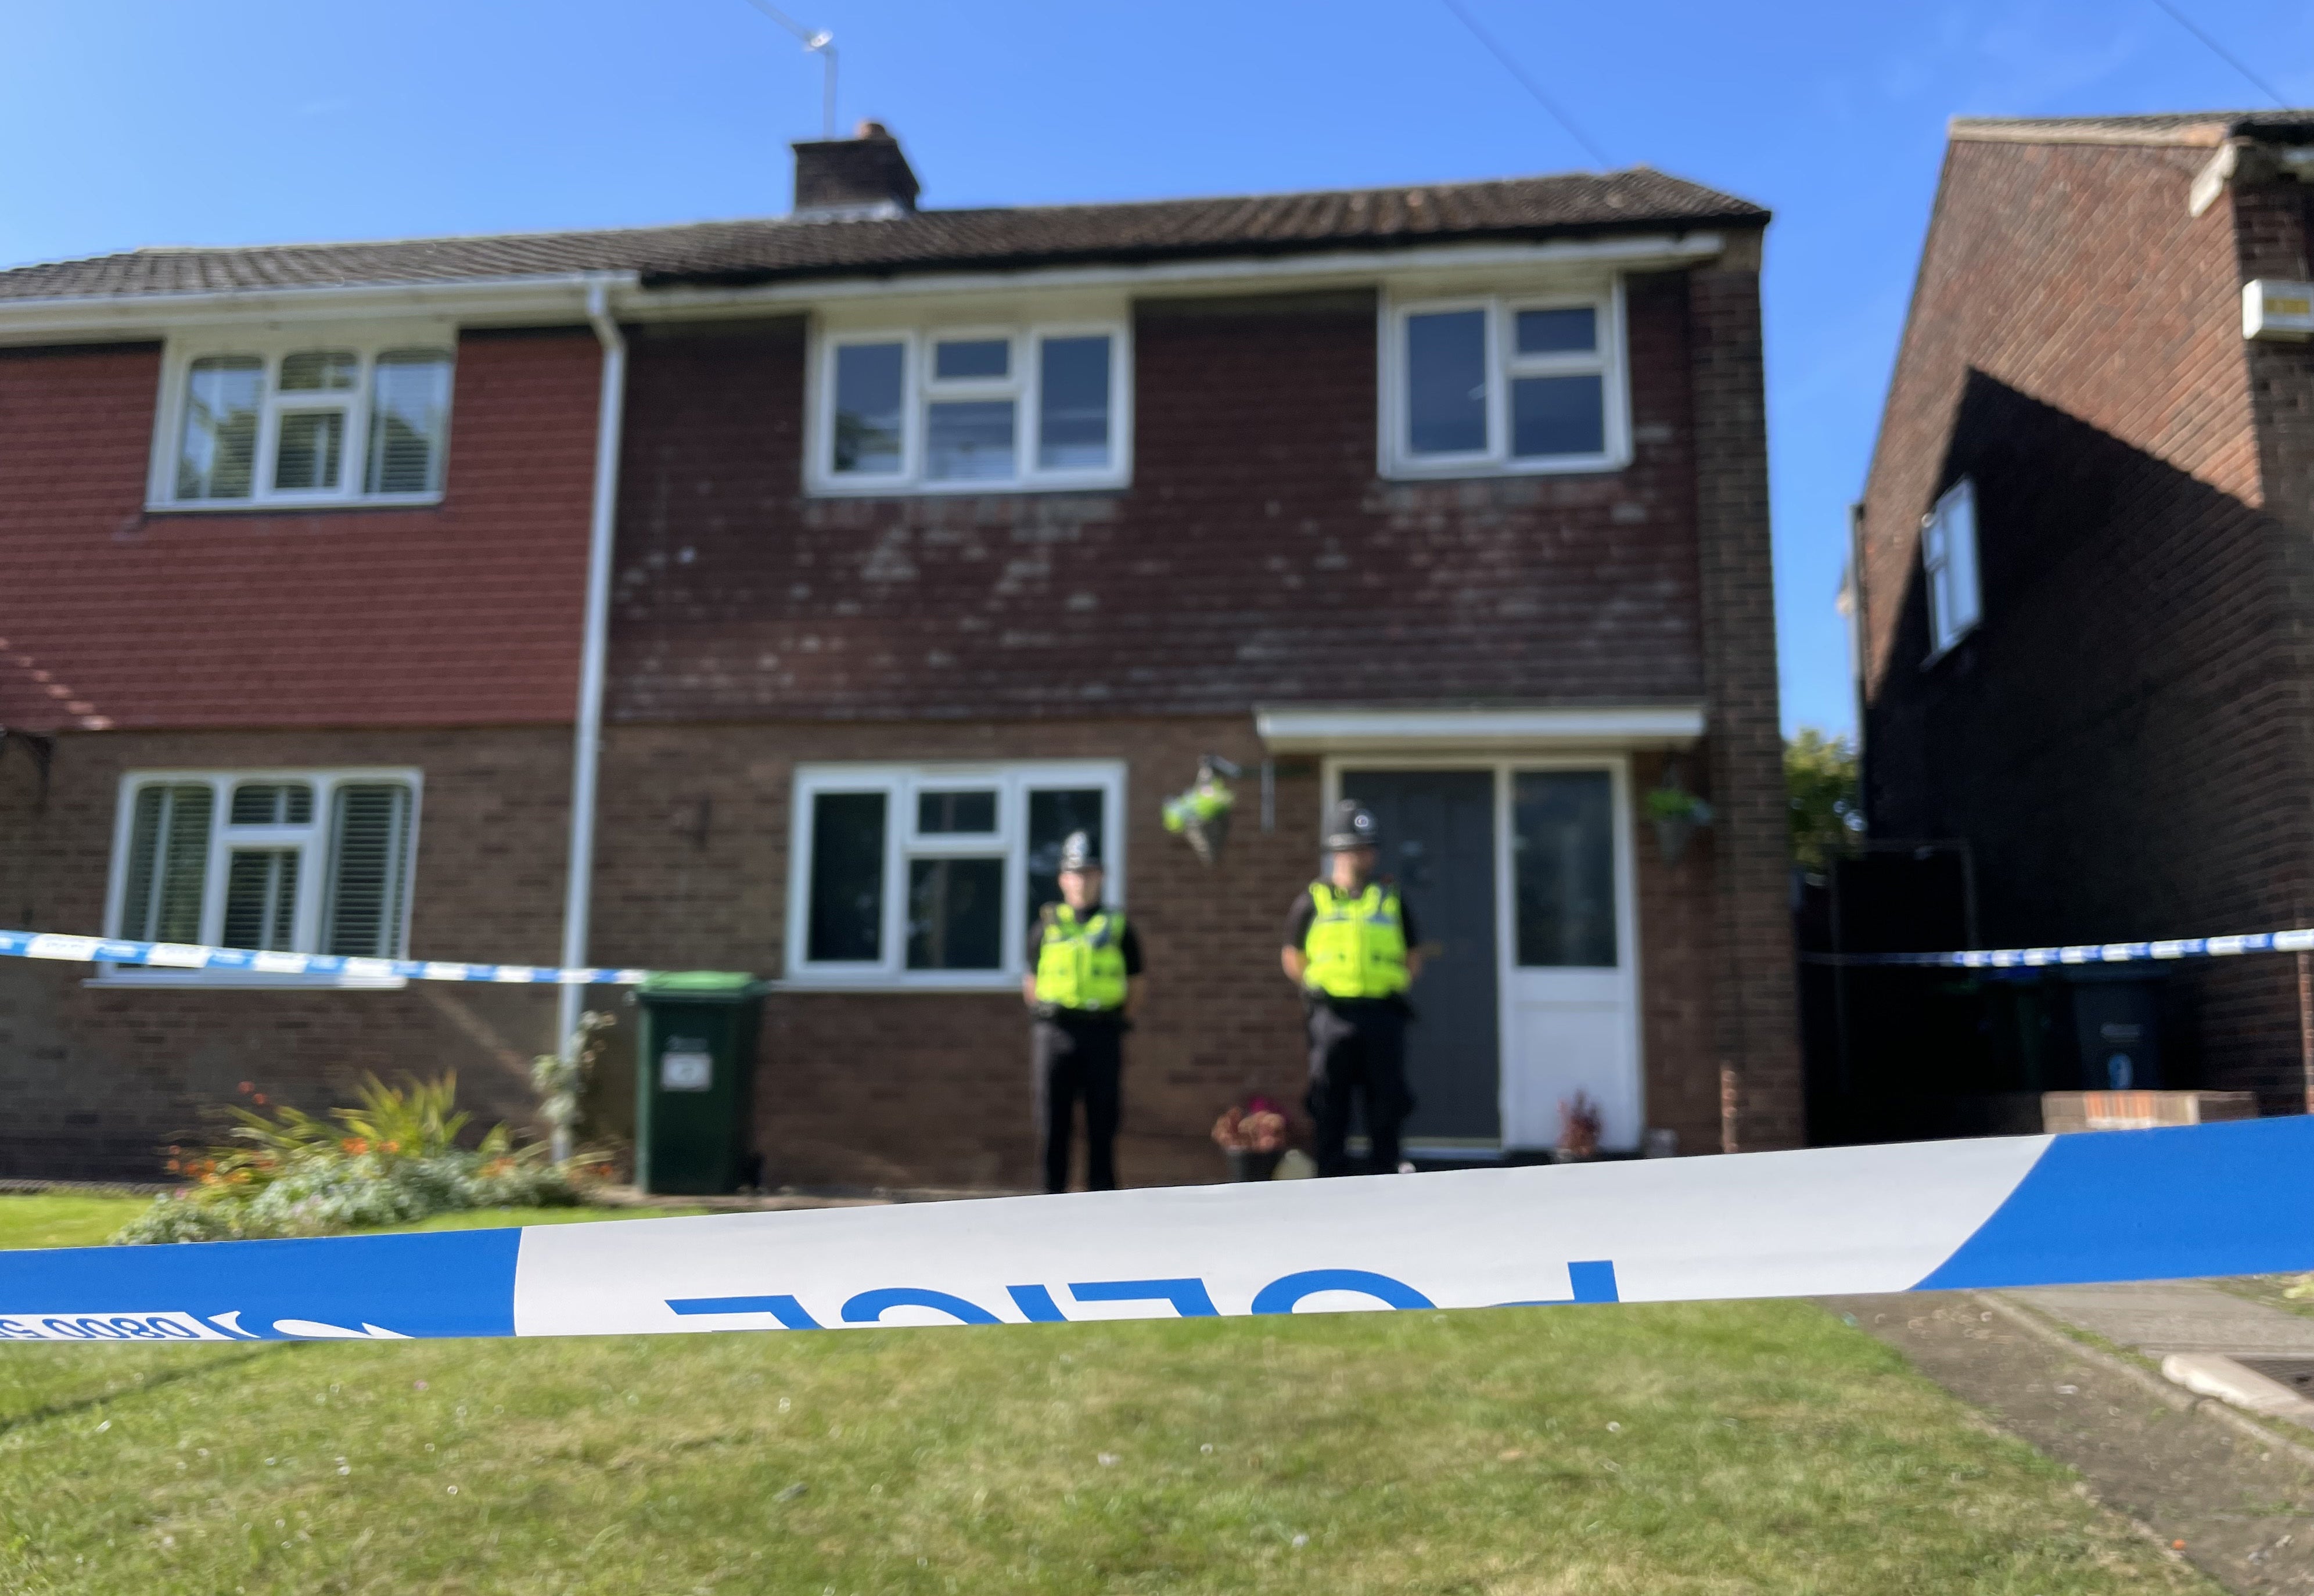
[115, 1074, 599, 1245]
[1211, 1097, 1289, 1153]
[1558, 1091, 1603, 1159]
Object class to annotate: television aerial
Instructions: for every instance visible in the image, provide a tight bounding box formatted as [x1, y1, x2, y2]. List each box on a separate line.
[741, 0, 838, 141]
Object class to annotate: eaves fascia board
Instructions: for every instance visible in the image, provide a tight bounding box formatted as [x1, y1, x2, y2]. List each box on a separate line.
[1253, 703, 1708, 752]
[1948, 117, 2234, 149]
[0, 272, 638, 347]
[629, 232, 1733, 320]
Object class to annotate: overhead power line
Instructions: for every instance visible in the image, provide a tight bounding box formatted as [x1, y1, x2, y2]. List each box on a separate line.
[1435, 0, 1612, 168]
[2146, 0, 2290, 110]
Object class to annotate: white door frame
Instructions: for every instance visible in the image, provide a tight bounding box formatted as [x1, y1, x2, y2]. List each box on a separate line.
[1323, 753, 1645, 1155]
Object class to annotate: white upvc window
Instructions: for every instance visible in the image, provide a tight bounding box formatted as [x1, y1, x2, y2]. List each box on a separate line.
[1381, 283, 1629, 478]
[101, 770, 422, 986]
[150, 335, 455, 510]
[1923, 476, 1982, 659]
[807, 321, 1132, 495]
[784, 761, 1126, 988]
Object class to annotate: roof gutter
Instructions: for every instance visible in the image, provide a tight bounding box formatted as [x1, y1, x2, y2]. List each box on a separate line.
[556, 274, 627, 1126]
[2191, 138, 2314, 217]
[630, 231, 1737, 319]
[0, 272, 623, 347]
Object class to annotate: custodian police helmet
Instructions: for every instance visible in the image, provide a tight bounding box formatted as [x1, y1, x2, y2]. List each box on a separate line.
[1058, 830, 1102, 872]
[1324, 800, 1382, 853]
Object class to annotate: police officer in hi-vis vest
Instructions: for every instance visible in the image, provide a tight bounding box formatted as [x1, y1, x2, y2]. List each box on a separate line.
[1281, 800, 1426, 1177]
[1023, 831, 1145, 1192]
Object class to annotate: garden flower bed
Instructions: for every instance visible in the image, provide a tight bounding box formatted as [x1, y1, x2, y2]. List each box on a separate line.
[112, 1075, 599, 1245]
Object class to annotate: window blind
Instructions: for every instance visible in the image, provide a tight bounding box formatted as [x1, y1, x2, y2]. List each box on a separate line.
[365, 352, 452, 495]
[324, 783, 414, 958]
[175, 357, 262, 501]
[222, 850, 300, 952]
[120, 785, 213, 944]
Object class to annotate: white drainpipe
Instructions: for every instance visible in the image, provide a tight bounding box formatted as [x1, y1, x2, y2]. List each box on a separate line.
[556, 274, 629, 1142]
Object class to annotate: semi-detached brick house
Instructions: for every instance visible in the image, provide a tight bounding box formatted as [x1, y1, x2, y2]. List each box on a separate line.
[0, 125, 1795, 1187]
[1857, 110, 2314, 1119]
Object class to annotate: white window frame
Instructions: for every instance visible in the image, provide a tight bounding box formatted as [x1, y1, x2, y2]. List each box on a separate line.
[147, 328, 457, 512]
[783, 761, 1127, 990]
[95, 767, 423, 988]
[805, 320, 1133, 497]
[1378, 281, 1630, 479]
[1922, 476, 1982, 661]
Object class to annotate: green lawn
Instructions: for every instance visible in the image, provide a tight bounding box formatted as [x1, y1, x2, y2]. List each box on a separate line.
[0, 1195, 2212, 1595]
[0, 1194, 673, 1252]
[0, 1192, 153, 1251]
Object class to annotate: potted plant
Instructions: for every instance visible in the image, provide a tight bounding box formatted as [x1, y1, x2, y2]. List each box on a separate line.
[1212, 1095, 1289, 1181]
[1555, 1090, 1603, 1163]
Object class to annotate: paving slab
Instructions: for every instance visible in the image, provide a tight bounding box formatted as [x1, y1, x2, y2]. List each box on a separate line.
[2011, 1281, 2314, 1358]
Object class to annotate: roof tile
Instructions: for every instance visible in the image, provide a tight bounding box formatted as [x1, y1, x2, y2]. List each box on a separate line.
[0, 168, 1765, 301]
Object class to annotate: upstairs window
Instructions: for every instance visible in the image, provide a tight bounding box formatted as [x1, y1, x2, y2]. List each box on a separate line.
[1923, 477, 1981, 658]
[109, 771, 420, 965]
[1384, 286, 1628, 477]
[786, 763, 1124, 987]
[159, 342, 453, 508]
[811, 322, 1131, 494]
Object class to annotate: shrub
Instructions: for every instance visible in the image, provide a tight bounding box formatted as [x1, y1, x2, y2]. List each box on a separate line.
[113, 1074, 597, 1245]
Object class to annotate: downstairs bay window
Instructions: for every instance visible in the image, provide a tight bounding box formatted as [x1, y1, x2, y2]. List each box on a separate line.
[103, 771, 421, 983]
[785, 763, 1125, 987]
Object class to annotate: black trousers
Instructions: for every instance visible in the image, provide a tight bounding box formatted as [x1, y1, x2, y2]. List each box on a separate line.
[1306, 1001, 1413, 1178]
[1034, 1015, 1123, 1194]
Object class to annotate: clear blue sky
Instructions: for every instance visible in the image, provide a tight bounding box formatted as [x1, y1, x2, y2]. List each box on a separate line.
[5, 0, 2311, 737]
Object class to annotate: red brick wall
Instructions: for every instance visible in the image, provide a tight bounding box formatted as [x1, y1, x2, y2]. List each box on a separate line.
[0, 249, 1783, 1181]
[0, 715, 1729, 1185]
[608, 280, 1712, 721]
[0, 726, 570, 1178]
[1687, 258, 1801, 1149]
[1859, 136, 2314, 1108]
[586, 717, 1726, 1188]
[0, 328, 599, 732]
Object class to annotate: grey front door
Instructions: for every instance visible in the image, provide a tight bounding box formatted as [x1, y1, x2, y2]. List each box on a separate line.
[1341, 770, 1501, 1143]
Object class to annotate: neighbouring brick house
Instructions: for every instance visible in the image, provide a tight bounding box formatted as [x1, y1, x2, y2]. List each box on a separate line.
[0, 125, 1795, 1186]
[1856, 110, 2314, 1118]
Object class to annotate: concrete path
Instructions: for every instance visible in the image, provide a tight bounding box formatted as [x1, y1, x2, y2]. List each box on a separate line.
[2011, 1280, 2314, 1359]
[1838, 1290, 2314, 1593]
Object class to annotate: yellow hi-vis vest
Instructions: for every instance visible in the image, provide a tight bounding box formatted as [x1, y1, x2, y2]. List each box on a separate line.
[1302, 881, 1409, 1001]
[1034, 905, 1130, 1012]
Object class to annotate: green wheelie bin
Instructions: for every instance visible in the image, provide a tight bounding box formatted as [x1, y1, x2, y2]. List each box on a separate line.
[633, 971, 771, 1195]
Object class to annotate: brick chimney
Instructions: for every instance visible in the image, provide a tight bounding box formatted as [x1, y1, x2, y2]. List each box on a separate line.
[791, 121, 921, 219]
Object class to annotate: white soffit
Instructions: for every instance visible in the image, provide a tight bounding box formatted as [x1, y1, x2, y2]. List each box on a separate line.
[1255, 704, 1706, 753]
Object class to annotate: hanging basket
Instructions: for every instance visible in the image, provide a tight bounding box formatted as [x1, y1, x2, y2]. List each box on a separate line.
[1644, 788, 1713, 865]
[1653, 815, 1693, 865]
[1163, 769, 1237, 866]
[1180, 808, 1231, 865]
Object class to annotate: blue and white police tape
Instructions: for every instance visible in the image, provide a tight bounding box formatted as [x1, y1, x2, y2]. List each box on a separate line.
[0, 929, 649, 987]
[5, 1116, 2313, 1343]
[1804, 925, 2314, 969]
